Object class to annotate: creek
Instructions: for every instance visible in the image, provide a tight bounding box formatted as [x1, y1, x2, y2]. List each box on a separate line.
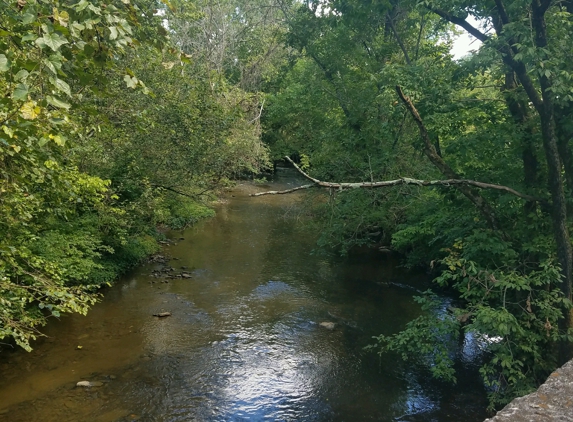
[0, 169, 488, 421]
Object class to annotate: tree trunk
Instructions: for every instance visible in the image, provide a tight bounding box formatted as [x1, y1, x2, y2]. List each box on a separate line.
[531, 0, 572, 301]
[396, 86, 500, 230]
[501, 72, 538, 189]
[530, 0, 573, 362]
[555, 104, 573, 195]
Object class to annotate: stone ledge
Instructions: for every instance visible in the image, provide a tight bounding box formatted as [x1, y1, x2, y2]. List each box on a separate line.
[485, 359, 573, 421]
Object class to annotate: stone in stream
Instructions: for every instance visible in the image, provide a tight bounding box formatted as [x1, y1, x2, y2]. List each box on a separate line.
[319, 321, 336, 330]
[76, 381, 104, 388]
[63, 399, 76, 409]
[153, 312, 171, 317]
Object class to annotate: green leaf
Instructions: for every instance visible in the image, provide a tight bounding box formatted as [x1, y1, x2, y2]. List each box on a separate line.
[43, 59, 57, 75]
[46, 95, 71, 109]
[49, 134, 66, 146]
[37, 33, 69, 52]
[109, 26, 119, 40]
[124, 75, 138, 89]
[13, 83, 29, 101]
[84, 43, 95, 56]
[0, 54, 9, 72]
[49, 77, 72, 97]
[87, 4, 102, 14]
[75, 0, 90, 12]
[15, 69, 29, 81]
[2, 125, 14, 138]
[20, 101, 40, 120]
[22, 13, 36, 25]
[21, 34, 36, 42]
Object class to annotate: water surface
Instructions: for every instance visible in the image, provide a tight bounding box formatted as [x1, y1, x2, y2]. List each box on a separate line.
[0, 170, 488, 421]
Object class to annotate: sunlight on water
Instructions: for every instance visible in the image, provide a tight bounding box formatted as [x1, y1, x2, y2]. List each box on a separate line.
[0, 169, 488, 421]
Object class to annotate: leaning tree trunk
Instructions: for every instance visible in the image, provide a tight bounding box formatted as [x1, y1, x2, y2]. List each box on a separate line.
[427, 0, 573, 360]
[531, 0, 573, 301]
[395, 86, 500, 230]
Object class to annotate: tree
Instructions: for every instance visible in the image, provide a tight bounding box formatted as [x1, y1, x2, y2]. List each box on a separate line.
[0, 0, 270, 351]
[0, 0, 157, 350]
[260, 0, 573, 408]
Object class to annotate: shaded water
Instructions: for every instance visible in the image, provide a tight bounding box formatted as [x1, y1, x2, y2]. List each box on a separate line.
[0, 170, 488, 421]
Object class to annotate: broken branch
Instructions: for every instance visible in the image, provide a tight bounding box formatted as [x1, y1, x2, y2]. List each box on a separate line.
[250, 156, 544, 204]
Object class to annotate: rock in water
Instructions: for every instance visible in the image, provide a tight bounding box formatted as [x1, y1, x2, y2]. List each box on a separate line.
[319, 321, 336, 330]
[76, 381, 104, 387]
[153, 312, 171, 317]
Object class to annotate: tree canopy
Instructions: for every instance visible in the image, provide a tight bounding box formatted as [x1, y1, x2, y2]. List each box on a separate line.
[260, 0, 573, 408]
[0, 0, 269, 350]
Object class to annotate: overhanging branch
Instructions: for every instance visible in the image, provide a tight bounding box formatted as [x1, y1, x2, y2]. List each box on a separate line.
[250, 157, 545, 203]
[426, 7, 489, 42]
[250, 183, 316, 196]
[152, 184, 210, 199]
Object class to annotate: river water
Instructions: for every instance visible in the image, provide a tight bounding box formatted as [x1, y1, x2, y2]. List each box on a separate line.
[0, 170, 488, 421]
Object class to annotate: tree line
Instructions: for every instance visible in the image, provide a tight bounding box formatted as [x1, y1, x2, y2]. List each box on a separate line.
[0, 0, 270, 351]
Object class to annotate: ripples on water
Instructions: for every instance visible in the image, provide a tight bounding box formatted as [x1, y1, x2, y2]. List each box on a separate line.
[0, 170, 488, 421]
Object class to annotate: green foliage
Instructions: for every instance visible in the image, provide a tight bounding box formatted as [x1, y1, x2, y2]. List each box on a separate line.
[158, 197, 216, 230]
[1, 0, 270, 350]
[435, 244, 570, 407]
[263, 0, 573, 410]
[366, 291, 460, 382]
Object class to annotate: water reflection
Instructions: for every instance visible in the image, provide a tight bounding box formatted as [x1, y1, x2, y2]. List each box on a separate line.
[0, 170, 488, 421]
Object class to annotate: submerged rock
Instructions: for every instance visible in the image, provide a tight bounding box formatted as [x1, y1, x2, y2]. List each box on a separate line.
[148, 254, 169, 263]
[153, 312, 171, 317]
[319, 321, 336, 330]
[76, 381, 104, 388]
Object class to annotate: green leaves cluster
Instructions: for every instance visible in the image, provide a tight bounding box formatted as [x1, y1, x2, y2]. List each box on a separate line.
[1, 0, 142, 349]
[1, 0, 270, 350]
[262, 0, 573, 410]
